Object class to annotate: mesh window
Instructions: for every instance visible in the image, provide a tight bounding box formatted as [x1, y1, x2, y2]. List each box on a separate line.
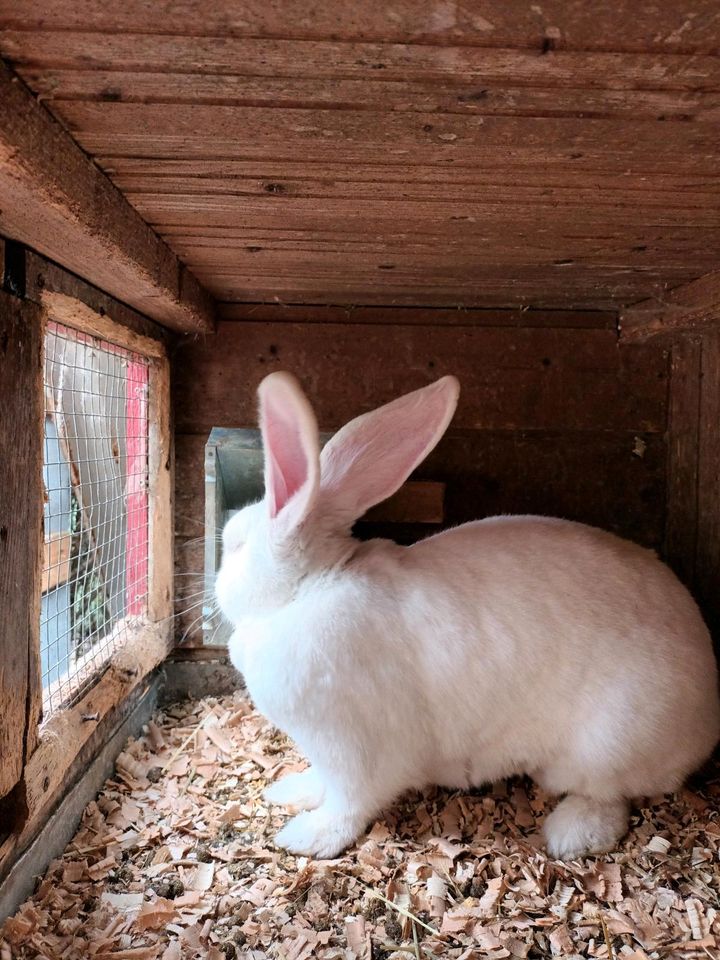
[41, 321, 150, 716]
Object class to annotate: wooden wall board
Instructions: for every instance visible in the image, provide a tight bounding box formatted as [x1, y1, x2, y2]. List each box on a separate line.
[173, 321, 668, 435]
[665, 337, 702, 586]
[696, 332, 720, 634]
[0, 63, 214, 333]
[172, 306, 670, 644]
[2, 2, 720, 53]
[0, 291, 44, 800]
[174, 427, 668, 644]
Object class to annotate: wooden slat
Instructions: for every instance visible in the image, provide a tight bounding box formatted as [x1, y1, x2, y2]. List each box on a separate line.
[2, 36, 719, 92]
[40, 292, 166, 358]
[218, 303, 616, 329]
[620, 269, 720, 341]
[147, 355, 173, 625]
[55, 102, 720, 171]
[0, 62, 214, 334]
[0, 290, 43, 799]
[173, 320, 667, 435]
[15, 68, 720, 122]
[113, 173, 720, 211]
[2, 2, 720, 53]
[664, 337, 702, 585]
[696, 332, 720, 634]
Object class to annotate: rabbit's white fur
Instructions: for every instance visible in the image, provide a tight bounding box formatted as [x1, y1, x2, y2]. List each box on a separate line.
[216, 372, 720, 860]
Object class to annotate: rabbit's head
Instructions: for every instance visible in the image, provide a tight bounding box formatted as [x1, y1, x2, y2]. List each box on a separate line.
[215, 371, 459, 624]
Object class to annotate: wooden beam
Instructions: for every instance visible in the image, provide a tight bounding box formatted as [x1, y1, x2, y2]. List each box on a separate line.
[620, 269, 720, 342]
[0, 290, 44, 800]
[0, 62, 215, 334]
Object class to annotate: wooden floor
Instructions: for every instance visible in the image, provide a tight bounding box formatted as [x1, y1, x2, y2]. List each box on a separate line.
[2, 692, 719, 958]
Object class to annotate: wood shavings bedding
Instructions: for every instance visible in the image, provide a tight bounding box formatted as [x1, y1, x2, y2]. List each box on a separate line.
[2, 693, 719, 959]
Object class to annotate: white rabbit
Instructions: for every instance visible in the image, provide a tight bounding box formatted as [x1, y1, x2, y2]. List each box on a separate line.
[215, 371, 720, 860]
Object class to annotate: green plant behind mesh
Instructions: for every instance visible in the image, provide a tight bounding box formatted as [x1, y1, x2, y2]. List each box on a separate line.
[69, 493, 110, 654]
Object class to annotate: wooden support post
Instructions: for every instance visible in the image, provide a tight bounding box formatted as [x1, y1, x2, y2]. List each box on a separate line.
[0, 62, 215, 334]
[0, 290, 44, 799]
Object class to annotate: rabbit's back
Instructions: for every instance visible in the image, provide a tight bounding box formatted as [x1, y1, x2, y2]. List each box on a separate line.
[381, 515, 720, 795]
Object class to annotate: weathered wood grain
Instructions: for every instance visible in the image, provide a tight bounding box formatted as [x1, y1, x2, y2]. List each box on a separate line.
[148, 355, 174, 626]
[0, 62, 214, 333]
[5, 34, 720, 86]
[665, 336, 702, 585]
[40, 292, 166, 358]
[25, 251, 173, 347]
[173, 321, 667, 435]
[696, 332, 720, 634]
[621, 269, 720, 341]
[0, 290, 43, 799]
[16, 68, 720, 121]
[2, 2, 719, 53]
[56, 103, 720, 172]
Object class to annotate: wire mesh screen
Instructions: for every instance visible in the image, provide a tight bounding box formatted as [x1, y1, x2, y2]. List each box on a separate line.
[41, 321, 150, 716]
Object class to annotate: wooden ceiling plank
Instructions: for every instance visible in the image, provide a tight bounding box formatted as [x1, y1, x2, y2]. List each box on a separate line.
[620, 269, 720, 341]
[126, 194, 720, 231]
[13, 68, 720, 122]
[0, 63, 214, 333]
[2, 1, 720, 53]
[5, 32, 720, 95]
[111, 175, 720, 210]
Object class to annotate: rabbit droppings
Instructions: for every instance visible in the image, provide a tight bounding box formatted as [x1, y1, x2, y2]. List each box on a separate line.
[215, 372, 720, 861]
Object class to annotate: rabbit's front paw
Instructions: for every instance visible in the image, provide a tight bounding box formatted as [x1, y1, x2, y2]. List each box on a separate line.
[264, 768, 325, 810]
[275, 807, 365, 859]
[544, 795, 629, 860]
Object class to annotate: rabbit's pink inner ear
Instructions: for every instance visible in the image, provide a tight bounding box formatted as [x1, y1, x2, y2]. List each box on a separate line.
[258, 372, 320, 523]
[263, 407, 309, 518]
[320, 375, 459, 521]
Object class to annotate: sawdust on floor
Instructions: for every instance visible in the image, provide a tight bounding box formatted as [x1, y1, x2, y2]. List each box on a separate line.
[2, 692, 719, 959]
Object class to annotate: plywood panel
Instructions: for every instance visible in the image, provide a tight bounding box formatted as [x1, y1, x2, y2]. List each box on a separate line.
[0, 291, 43, 799]
[173, 320, 667, 435]
[2, 2, 720, 53]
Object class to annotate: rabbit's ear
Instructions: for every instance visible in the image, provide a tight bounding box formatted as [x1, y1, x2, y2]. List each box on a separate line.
[320, 376, 459, 522]
[258, 372, 320, 530]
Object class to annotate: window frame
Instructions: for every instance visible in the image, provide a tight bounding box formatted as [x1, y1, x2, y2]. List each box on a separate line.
[0, 291, 173, 875]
